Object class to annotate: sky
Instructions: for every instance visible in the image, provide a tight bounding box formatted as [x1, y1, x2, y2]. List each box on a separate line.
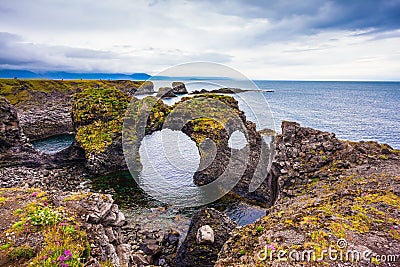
[0, 0, 399, 80]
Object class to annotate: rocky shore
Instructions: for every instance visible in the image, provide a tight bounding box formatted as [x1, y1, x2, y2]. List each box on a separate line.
[1, 79, 399, 266]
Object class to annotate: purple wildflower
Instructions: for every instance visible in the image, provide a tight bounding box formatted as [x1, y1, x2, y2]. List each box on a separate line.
[64, 249, 72, 260]
[58, 255, 66, 261]
[31, 192, 38, 197]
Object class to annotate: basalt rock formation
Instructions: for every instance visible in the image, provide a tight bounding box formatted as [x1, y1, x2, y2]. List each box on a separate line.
[174, 95, 277, 207]
[0, 96, 48, 168]
[0, 79, 152, 141]
[216, 121, 400, 266]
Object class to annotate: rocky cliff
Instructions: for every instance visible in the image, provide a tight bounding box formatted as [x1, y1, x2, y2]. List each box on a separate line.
[216, 121, 400, 266]
[0, 79, 152, 141]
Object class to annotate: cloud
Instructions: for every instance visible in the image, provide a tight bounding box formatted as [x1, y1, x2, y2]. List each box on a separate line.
[0, 1, 399, 79]
[208, 0, 400, 33]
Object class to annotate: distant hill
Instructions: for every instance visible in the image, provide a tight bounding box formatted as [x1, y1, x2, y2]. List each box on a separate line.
[0, 69, 233, 81]
[0, 69, 151, 80]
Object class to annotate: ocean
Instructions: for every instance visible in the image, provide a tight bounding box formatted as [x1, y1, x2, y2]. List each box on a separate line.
[252, 81, 400, 149]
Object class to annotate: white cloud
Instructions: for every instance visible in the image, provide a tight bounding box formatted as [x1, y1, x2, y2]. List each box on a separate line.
[0, 0, 399, 80]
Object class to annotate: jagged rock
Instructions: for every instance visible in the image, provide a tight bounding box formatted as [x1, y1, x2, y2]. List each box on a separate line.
[18, 103, 73, 141]
[0, 97, 22, 150]
[180, 95, 277, 206]
[85, 139, 127, 175]
[157, 87, 177, 98]
[171, 82, 188, 94]
[52, 192, 132, 267]
[216, 122, 400, 266]
[117, 244, 132, 267]
[0, 97, 52, 168]
[176, 208, 237, 267]
[134, 81, 155, 94]
[139, 239, 161, 256]
[132, 253, 149, 266]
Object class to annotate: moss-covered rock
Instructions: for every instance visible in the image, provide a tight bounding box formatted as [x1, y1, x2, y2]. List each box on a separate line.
[0, 79, 151, 140]
[0, 79, 148, 106]
[216, 122, 400, 266]
[71, 85, 171, 174]
[0, 188, 90, 267]
[0, 188, 132, 267]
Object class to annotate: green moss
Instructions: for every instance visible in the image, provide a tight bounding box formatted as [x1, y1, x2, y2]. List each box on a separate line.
[10, 246, 36, 260]
[218, 171, 400, 266]
[72, 87, 131, 126]
[0, 243, 12, 250]
[1, 188, 90, 267]
[191, 118, 225, 145]
[0, 79, 146, 106]
[72, 87, 131, 155]
[14, 208, 23, 215]
[100, 260, 114, 267]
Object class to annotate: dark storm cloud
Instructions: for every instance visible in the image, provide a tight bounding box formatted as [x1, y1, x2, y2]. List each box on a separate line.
[211, 0, 400, 33]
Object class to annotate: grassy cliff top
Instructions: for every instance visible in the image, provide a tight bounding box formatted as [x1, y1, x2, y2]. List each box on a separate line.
[0, 79, 147, 106]
[0, 188, 91, 266]
[216, 161, 400, 266]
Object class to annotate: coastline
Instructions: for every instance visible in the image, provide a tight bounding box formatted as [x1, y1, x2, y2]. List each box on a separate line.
[0, 79, 399, 266]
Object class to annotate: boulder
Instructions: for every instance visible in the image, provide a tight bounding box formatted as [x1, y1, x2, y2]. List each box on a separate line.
[171, 82, 188, 94]
[196, 225, 214, 244]
[176, 208, 237, 267]
[134, 81, 155, 94]
[157, 87, 177, 98]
